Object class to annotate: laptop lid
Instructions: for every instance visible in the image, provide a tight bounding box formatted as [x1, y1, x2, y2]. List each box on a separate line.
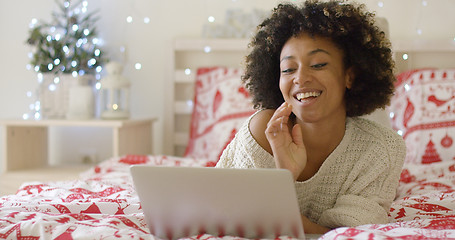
[130, 166, 305, 239]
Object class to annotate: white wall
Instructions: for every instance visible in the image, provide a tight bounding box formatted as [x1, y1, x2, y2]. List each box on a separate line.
[1, 0, 454, 169]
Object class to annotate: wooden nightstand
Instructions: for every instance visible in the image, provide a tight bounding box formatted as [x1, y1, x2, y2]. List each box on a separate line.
[0, 118, 156, 173]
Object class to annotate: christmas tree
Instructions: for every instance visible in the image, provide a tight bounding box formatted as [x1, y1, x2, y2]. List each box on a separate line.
[26, 0, 106, 76]
[421, 137, 442, 164]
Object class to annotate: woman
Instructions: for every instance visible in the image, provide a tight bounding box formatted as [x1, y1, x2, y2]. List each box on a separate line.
[216, 0, 406, 234]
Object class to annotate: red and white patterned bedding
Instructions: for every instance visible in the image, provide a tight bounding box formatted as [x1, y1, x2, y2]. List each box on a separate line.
[1, 68, 455, 239]
[0, 155, 216, 239]
[2, 154, 455, 239]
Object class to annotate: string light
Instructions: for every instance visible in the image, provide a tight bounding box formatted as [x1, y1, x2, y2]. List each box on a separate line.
[72, 24, 79, 32]
[404, 83, 411, 92]
[29, 18, 38, 28]
[35, 101, 40, 111]
[37, 73, 43, 82]
[126, 16, 133, 23]
[88, 58, 97, 67]
[378, 1, 384, 8]
[48, 84, 57, 91]
[81, 0, 88, 13]
[112, 2, 154, 76]
[415, 0, 427, 37]
[208, 16, 215, 23]
[402, 53, 409, 60]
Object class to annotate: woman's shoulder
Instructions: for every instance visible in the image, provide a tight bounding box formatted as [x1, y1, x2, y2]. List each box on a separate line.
[349, 117, 402, 140]
[249, 109, 275, 155]
[348, 117, 406, 156]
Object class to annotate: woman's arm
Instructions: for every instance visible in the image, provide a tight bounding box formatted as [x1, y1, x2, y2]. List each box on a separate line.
[301, 214, 330, 234]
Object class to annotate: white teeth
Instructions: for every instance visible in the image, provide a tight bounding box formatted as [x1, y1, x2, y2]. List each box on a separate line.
[296, 91, 321, 101]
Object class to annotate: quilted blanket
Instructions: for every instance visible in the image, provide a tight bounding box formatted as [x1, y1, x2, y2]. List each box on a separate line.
[1, 154, 455, 239]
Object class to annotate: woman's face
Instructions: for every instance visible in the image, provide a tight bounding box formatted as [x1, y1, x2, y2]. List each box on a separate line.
[279, 33, 353, 124]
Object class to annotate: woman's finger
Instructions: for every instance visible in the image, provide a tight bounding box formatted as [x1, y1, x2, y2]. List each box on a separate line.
[269, 102, 291, 123]
[266, 104, 293, 138]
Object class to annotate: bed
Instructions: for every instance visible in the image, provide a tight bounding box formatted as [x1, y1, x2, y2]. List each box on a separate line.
[2, 29, 455, 239]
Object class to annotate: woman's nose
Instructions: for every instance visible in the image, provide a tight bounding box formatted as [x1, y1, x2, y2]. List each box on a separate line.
[293, 69, 312, 85]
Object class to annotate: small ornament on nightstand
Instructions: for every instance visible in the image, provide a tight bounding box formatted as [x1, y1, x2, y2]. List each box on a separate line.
[100, 62, 130, 119]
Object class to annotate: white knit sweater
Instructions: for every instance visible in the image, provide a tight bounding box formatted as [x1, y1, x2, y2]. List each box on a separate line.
[216, 113, 406, 229]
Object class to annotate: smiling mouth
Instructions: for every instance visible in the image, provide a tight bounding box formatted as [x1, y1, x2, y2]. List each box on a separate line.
[295, 91, 322, 101]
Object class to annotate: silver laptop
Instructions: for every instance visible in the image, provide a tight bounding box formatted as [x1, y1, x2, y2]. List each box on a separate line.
[130, 166, 305, 239]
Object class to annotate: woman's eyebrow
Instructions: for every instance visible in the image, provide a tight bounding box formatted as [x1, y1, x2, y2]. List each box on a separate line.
[280, 48, 331, 62]
[309, 48, 330, 56]
[280, 55, 294, 62]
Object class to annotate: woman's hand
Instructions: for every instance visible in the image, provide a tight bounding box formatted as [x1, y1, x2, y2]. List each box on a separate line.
[265, 102, 307, 181]
[301, 214, 330, 234]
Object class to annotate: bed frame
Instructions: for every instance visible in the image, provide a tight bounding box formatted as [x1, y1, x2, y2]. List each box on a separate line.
[165, 37, 455, 157]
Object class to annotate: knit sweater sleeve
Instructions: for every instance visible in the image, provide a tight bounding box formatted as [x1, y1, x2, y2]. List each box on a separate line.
[318, 118, 406, 228]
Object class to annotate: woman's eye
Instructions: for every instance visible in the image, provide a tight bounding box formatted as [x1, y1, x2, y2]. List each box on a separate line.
[281, 68, 294, 73]
[311, 63, 327, 69]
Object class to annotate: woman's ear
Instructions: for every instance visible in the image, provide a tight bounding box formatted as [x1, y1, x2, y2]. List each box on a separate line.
[345, 67, 355, 89]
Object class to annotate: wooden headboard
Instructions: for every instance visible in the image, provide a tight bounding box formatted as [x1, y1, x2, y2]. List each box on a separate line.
[164, 39, 249, 156]
[393, 39, 455, 73]
[165, 38, 455, 157]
